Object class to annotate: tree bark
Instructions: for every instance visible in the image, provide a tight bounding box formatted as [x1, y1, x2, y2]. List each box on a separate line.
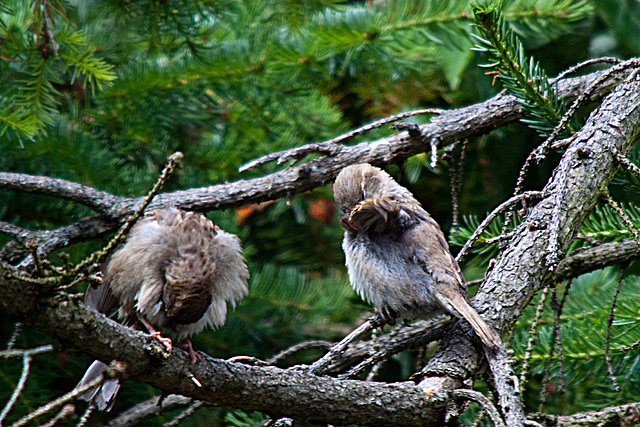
[1, 68, 640, 426]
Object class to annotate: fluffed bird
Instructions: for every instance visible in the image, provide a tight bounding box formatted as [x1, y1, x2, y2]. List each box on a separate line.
[77, 208, 249, 410]
[333, 163, 500, 349]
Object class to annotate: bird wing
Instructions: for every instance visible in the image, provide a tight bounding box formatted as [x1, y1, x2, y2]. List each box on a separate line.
[162, 211, 218, 325]
[347, 197, 417, 234]
[85, 277, 119, 318]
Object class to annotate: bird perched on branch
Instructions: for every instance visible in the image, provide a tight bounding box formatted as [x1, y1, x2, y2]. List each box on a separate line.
[333, 163, 500, 350]
[77, 208, 249, 411]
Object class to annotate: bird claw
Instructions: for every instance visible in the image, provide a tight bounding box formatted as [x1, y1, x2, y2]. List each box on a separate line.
[178, 339, 200, 364]
[150, 332, 173, 353]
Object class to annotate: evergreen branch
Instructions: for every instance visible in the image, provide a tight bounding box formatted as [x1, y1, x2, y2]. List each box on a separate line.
[472, 3, 570, 137]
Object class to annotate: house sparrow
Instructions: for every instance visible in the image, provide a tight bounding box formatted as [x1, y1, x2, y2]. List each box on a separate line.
[77, 208, 249, 410]
[333, 164, 500, 349]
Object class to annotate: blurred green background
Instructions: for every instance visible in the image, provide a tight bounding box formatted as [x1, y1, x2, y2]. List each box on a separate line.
[2, 0, 640, 425]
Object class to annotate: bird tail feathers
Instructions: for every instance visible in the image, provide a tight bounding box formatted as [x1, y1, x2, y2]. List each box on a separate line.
[440, 292, 501, 350]
[77, 360, 120, 411]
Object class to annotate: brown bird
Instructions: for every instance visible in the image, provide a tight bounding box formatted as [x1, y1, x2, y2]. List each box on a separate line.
[77, 208, 249, 410]
[333, 163, 500, 349]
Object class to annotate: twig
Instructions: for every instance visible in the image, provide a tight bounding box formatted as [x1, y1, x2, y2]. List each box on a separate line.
[444, 140, 466, 234]
[5, 322, 23, 349]
[455, 191, 542, 263]
[339, 319, 448, 380]
[76, 404, 95, 427]
[267, 340, 332, 365]
[605, 266, 627, 392]
[308, 314, 382, 375]
[533, 58, 640, 163]
[537, 281, 573, 411]
[61, 151, 184, 284]
[163, 400, 203, 427]
[614, 148, 640, 178]
[0, 353, 32, 425]
[106, 395, 192, 427]
[10, 374, 105, 427]
[549, 57, 622, 85]
[602, 192, 640, 242]
[41, 404, 74, 427]
[619, 336, 640, 353]
[365, 362, 383, 381]
[0, 344, 54, 358]
[239, 108, 441, 172]
[453, 389, 505, 427]
[519, 286, 549, 393]
[470, 408, 485, 427]
[482, 232, 514, 246]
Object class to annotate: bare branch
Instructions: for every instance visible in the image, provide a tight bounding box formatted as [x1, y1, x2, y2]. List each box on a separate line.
[0, 67, 627, 263]
[530, 402, 640, 426]
[308, 314, 383, 375]
[455, 191, 542, 263]
[419, 66, 640, 422]
[453, 389, 505, 427]
[239, 108, 442, 172]
[106, 395, 192, 427]
[0, 172, 124, 216]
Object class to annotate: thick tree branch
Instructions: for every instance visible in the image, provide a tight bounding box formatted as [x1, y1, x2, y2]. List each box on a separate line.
[0, 270, 447, 426]
[419, 70, 640, 412]
[0, 67, 627, 263]
[0, 172, 124, 216]
[1, 67, 639, 427]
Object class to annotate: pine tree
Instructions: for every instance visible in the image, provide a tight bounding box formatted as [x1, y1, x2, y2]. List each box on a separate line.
[3, 0, 640, 426]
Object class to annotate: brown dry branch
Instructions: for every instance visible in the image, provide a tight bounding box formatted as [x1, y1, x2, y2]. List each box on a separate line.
[0, 67, 627, 265]
[419, 69, 640, 425]
[530, 402, 640, 426]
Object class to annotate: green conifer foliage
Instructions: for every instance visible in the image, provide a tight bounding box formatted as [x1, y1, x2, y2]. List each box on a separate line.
[5, 0, 640, 426]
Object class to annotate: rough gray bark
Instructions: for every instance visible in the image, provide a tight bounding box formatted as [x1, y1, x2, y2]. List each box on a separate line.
[531, 402, 640, 426]
[420, 72, 640, 409]
[0, 273, 446, 426]
[0, 68, 626, 263]
[1, 68, 640, 426]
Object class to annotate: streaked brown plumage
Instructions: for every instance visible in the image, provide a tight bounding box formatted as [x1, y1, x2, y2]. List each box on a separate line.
[77, 208, 249, 410]
[333, 163, 500, 349]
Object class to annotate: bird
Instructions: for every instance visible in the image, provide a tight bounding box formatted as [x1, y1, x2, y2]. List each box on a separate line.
[76, 208, 249, 411]
[333, 163, 500, 350]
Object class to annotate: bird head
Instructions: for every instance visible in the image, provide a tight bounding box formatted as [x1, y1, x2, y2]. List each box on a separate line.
[333, 163, 391, 213]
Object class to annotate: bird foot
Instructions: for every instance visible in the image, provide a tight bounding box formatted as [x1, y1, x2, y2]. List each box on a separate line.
[178, 339, 200, 364]
[151, 332, 173, 353]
